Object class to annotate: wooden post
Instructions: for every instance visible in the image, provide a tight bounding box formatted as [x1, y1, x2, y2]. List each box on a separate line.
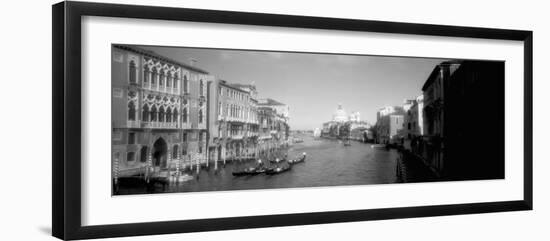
[177, 151, 181, 185]
[214, 146, 218, 171]
[206, 144, 209, 168]
[222, 145, 226, 166]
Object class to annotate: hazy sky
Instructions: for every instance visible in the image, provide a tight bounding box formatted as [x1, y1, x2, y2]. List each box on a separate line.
[140, 45, 446, 130]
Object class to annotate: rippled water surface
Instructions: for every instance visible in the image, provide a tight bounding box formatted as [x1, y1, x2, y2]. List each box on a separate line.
[117, 134, 400, 195]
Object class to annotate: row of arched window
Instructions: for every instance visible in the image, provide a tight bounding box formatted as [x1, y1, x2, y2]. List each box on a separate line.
[130, 60, 209, 100]
[128, 101, 192, 124]
[140, 104, 186, 123]
[142, 65, 181, 89]
[131, 61, 187, 91]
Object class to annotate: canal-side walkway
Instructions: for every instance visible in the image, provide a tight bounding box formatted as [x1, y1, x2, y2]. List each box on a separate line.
[396, 150, 440, 183]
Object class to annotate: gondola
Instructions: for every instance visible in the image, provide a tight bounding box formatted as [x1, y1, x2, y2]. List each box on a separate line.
[232, 166, 264, 176]
[265, 163, 292, 175]
[269, 157, 286, 163]
[288, 153, 307, 165]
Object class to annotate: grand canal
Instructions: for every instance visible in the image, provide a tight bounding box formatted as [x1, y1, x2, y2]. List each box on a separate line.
[116, 134, 407, 195]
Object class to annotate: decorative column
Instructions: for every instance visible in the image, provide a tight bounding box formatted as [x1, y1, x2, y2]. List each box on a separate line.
[146, 147, 153, 182]
[166, 146, 171, 179]
[175, 150, 181, 185]
[195, 152, 200, 175]
[113, 155, 119, 187]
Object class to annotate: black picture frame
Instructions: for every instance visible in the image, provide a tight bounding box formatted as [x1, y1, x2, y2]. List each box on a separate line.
[52, 1, 533, 240]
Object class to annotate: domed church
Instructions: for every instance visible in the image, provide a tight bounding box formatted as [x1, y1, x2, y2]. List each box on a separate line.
[332, 104, 349, 122]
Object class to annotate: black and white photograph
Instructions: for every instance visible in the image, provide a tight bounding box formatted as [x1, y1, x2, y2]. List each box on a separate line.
[111, 44, 505, 195]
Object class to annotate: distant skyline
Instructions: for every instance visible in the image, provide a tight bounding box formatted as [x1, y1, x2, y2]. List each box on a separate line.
[139, 45, 447, 130]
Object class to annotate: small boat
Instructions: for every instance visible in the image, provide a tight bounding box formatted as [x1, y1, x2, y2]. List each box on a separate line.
[288, 153, 307, 165]
[371, 144, 386, 149]
[232, 166, 260, 176]
[293, 138, 304, 143]
[265, 163, 291, 175]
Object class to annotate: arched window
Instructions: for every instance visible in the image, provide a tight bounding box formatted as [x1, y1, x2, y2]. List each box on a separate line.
[151, 105, 158, 122]
[199, 109, 203, 124]
[167, 73, 172, 87]
[183, 75, 188, 93]
[159, 106, 165, 122]
[128, 101, 136, 121]
[151, 68, 157, 85]
[182, 108, 188, 123]
[141, 105, 149, 122]
[173, 74, 179, 89]
[166, 107, 172, 123]
[129, 61, 137, 83]
[172, 145, 178, 159]
[159, 72, 165, 86]
[140, 146, 148, 163]
[143, 66, 150, 83]
[173, 108, 178, 123]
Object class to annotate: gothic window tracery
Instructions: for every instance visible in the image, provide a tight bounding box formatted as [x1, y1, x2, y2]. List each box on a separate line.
[129, 60, 137, 84]
[142, 104, 149, 122]
[128, 101, 136, 121]
[159, 106, 165, 122]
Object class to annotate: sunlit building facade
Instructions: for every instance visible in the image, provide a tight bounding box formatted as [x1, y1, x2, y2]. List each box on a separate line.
[111, 45, 211, 178]
[216, 80, 259, 163]
[375, 106, 405, 144]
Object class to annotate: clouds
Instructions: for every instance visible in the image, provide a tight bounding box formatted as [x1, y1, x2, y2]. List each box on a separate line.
[140, 45, 445, 128]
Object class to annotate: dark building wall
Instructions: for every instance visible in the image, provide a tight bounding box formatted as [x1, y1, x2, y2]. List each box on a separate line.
[443, 61, 505, 180]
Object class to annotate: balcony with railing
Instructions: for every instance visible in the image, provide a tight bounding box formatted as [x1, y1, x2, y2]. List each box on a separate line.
[141, 121, 179, 129]
[127, 120, 141, 128]
[198, 122, 207, 130]
[181, 122, 192, 129]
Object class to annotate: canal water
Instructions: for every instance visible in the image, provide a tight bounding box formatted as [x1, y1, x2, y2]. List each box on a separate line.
[117, 134, 401, 195]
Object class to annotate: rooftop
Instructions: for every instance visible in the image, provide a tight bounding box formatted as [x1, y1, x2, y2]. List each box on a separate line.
[219, 80, 250, 93]
[113, 44, 210, 74]
[258, 98, 286, 106]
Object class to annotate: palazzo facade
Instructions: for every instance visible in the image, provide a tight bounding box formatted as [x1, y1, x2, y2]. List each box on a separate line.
[111, 45, 212, 178]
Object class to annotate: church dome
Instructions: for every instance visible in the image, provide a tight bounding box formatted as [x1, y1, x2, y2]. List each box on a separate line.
[333, 104, 348, 122]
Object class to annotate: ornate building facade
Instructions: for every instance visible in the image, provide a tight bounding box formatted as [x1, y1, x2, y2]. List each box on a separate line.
[256, 98, 290, 157]
[111, 45, 212, 178]
[215, 80, 259, 163]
